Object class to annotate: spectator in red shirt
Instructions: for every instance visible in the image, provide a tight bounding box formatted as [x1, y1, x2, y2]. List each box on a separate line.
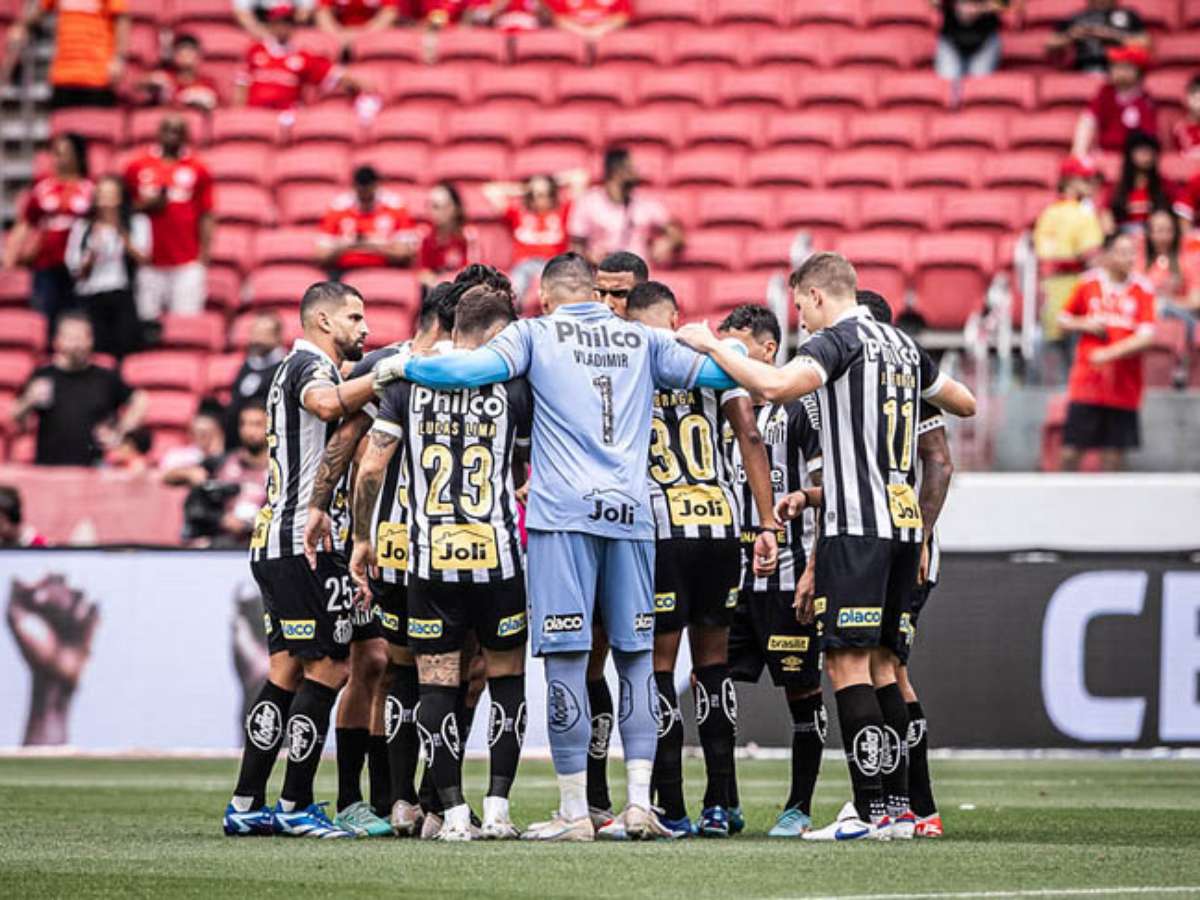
[0, 486, 48, 548]
[136, 33, 220, 112]
[1072, 44, 1155, 156]
[317, 164, 416, 274]
[1103, 132, 1179, 234]
[2, 132, 92, 329]
[234, 4, 363, 111]
[483, 169, 587, 302]
[233, 0, 315, 41]
[315, 0, 400, 56]
[416, 182, 478, 288]
[1057, 231, 1156, 471]
[546, 0, 630, 39]
[1174, 75, 1200, 158]
[124, 115, 214, 327]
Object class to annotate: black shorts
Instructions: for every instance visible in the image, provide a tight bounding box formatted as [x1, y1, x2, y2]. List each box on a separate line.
[1063, 402, 1140, 450]
[814, 535, 920, 654]
[253, 554, 381, 661]
[728, 589, 821, 690]
[654, 538, 741, 634]
[406, 576, 528, 654]
[894, 580, 936, 665]
[372, 579, 409, 648]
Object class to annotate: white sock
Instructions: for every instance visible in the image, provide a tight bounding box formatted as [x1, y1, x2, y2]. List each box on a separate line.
[278, 799, 297, 813]
[558, 770, 588, 821]
[444, 803, 471, 829]
[626, 758, 652, 810]
[231, 795, 255, 812]
[483, 795, 510, 823]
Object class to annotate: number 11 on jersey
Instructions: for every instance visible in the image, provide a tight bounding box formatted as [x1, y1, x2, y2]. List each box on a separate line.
[592, 375, 614, 445]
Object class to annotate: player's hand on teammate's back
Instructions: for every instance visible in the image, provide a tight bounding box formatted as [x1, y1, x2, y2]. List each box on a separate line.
[348, 541, 377, 601]
[752, 529, 778, 576]
[371, 347, 412, 393]
[774, 491, 807, 524]
[675, 321, 720, 353]
[302, 508, 333, 570]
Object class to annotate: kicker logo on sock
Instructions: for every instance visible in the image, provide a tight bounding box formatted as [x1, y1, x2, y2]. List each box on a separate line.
[408, 618, 444, 639]
[906, 717, 927, 748]
[542, 614, 584, 635]
[654, 592, 676, 613]
[497, 612, 527, 638]
[281, 619, 316, 640]
[287, 715, 319, 763]
[837, 607, 882, 628]
[851, 725, 884, 777]
[246, 700, 283, 751]
[588, 712, 613, 759]
[634, 613, 654, 632]
[880, 725, 903, 776]
[768, 635, 809, 652]
[547, 680, 581, 733]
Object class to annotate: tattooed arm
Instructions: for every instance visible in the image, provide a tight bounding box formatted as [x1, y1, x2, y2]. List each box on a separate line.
[916, 424, 954, 585]
[303, 411, 371, 569]
[348, 428, 400, 597]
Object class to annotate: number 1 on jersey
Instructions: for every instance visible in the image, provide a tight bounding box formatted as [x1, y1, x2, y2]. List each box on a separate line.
[592, 375, 614, 445]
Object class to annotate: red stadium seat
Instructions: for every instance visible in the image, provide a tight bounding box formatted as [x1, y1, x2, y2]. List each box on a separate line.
[364, 308, 416, 348]
[204, 266, 243, 312]
[214, 183, 275, 226]
[204, 143, 272, 184]
[123, 351, 205, 390]
[959, 73, 1037, 110]
[1123, 0, 1179, 29]
[204, 353, 245, 396]
[836, 230, 911, 275]
[278, 183, 341, 225]
[556, 67, 636, 107]
[847, 112, 926, 149]
[209, 224, 256, 273]
[252, 227, 325, 267]
[622, 145, 669, 186]
[704, 273, 772, 318]
[904, 150, 981, 189]
[435, 27, 508, 64]
[982, 151, 1059, 189]
[352, 142, 431, 183]
[696, 189, 775, 228]
[712, 0, 786, 25]
[594, 30, 670, 66]
[763, 111, 845, 148]
[776, 189, 858, 229]
[941, 191, 1023, 232]
[172, 0, 238, 25]
[512, 30, 588, 64]
[636, 0, 707, 24]
[745, 148, 825, 187]
[715, 69, 793, 108]
[1186, 0, 1200, 27]
[142, 390, 198, 431]
[444, 106, 522, 146]
[1002, 29, 1055, 67]
[1037, 73, 1101, 109]
[246, 264, 328, 310]
[432, 145, 511, 183]
[127, 22, 162, 67]
[857, 190, 940, 231]
[158, 312, 225, 351]
[522, 109, 600, 147]
[272, 144, 351, 187]
[127, 0, 171, 25]
[290, 105, 360, 145]
[0, 350, 35, 390]
[669, 31, 745, 67]
[681, 109, 762, 148]
[789, 0, 862, 26]
[668, 148, 747, 187]
[0, 268, 31, 307]
[829, 30, 911, 68]
[474, 66, 556, 106]
[511, 145, 591, 180]
[351, 29, 422, 63]
[229, 312, 303, 350]
[863, 0, 936, 26]
[49, 108, 124, 145]
[927, 110, 1007, 150]
[1152, 33, 1199, 70]
[744, 28, 828, 67]
[1022, 0, 1083, 29]
[188, 23, 251, 62]
[1145, 71, 1193, 113]
[875, 72, 950, 109]
[636, 67, 715, 108]
[387, 65, 473, 104]
[824, 150, 902, 189]
[794, 72, 875, 109]
[604, 109, 681, 148]
[341, 269, 421, 311]
[678, 230, 744, 269]
[210, 108, 283, 146]
[913, 233, 995, 328]
[656, 271, 704, 315]
[371, 105, 445, 145]
[1007, 111, 1077, 150]
[742, 230, 799, 270]
[125, 107, 207, 147]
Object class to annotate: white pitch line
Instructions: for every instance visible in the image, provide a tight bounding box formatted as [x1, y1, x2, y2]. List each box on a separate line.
[780, 888, 1200, 900]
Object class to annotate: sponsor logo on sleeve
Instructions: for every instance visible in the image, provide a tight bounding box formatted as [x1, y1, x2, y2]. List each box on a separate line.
[281, 619, 315, 640]
[408, 618, 444, 639]
[837, 607, 882, 628]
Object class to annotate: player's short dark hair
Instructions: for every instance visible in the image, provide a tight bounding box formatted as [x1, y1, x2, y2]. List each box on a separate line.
[597, 251, 649, 284]
[419, 281, 456, 332]
[455, 286, 517, 336]
[718, 304, 781, 345]
[603, 146, 631, 180]
[173, 32, 200, 50]
[625, 280, 677, 314]
[856, 289, 893, 325]
[455, 263, 514, 300]
[0, 485, 21, 526]
[542, 251, 595, 291]
[353, 165, 378, 187]
[788, 252, 857, 299]
[299, 281, 362, 325]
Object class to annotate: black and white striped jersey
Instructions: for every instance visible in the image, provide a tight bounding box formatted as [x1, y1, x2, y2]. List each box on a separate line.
[647, 386, 745, 541]
[916, 399, 945, 585]
[250, 339, 350, 561]
[374, 378, 532, 583]
[795, 306, 945, 545]
[350, 344, 411, 585]
[727, 398, 822, 593]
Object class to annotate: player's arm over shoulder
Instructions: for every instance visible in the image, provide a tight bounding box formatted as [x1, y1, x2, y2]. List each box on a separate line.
[918, 346, 975, 418]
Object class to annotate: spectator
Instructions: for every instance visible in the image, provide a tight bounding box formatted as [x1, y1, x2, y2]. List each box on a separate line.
[235, 4, 366, 110]
[1142, 210, 1200, 354]
[204, 401, 271, 547]
[2, 132, 92, 328]
[1103, 132, 1178, 234]
[933, 1, 1011, 81]
[135, 33, 221, 112]
[124, 116, 214, 332]
[161, 402, 227, 481]
[4, 0, 129, 108]
[416, 182, 478, 288]
[1047, 0, 1148, 74]
[1058, 232, 1155, 471]
[232, 0, 315, 41]
[104, 425, 153, 472]
[546, 0, 630, 40]
[483, 169, 587, 302]
[0, 486, 47, 548]
[569, 146, 683, 266]
[315, 0, 400, 55]
[226, 312, 285, 446]
[594, 249, 648, 318]
[10, 313, 147, 467]
[317, 165, 416, 275]
[1173, 75, 1200, 158]
[489, 0, 547, 31]
[65, 174, 150, 359]
[1034, 155, 1105, 348]
[1072, 45, 1155, 157]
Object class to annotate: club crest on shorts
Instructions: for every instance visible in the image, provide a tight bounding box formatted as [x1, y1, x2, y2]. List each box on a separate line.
[852, 725, 884, 777]
[246, 700, 282, 751]
[588, 712, 613, 759]
[287, 715, 318, 763]
[333, 616, 352, 645]
[548, 680, 581, 733]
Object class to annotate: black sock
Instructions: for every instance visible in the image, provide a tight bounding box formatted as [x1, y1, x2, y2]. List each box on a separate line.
[586, 678, 614, 811]
[486, 674, 526, 798]
[335, 727, 369, 812]
[694, 665, 735, 810]
[728, 754, 740, 811]
[233, 680, 294, 809]
[456, 688, 476, 806]
[281, 679, 339, 810]
[834, 683, 887, 822]
[418, 765, 439, 814]
[418, 684, 464, 811]
[368, 734, 391, 816]
[875, 683, 910, 816]
[651, 671, 685, 819]
[907, 700, 936, 817]
[386, 664, 420, 806]
[785, 693, 826, 815]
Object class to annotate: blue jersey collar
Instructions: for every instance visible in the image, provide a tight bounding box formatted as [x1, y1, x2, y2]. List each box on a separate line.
[551, 301, 612, 320]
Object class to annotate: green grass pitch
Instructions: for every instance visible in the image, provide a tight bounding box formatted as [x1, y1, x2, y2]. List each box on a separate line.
[1, 756, 1198, 899]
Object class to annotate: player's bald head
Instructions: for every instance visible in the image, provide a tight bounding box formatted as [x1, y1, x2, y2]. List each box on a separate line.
[299, 280, 362, 326]
[539, 251, 595, 312]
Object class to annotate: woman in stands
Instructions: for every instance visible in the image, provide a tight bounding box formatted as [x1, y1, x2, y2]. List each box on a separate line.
[1105, 132, 1179, 235]
[65, 175, 151, 359]
[416, 181, 478, 289]
[1142, 209, 1200, 359]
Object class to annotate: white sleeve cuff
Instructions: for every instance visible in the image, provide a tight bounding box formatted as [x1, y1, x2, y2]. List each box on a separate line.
[921, 370, 948, 400]
[797, 355, 828, 385]
[372, 419, 403, 439]
[298, 379, 335, 407]
[806, 455, 823, 474]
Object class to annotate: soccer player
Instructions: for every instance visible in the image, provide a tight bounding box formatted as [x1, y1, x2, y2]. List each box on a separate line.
[719, 304, 826, 839]
[677, 253, 975, 842]
[624, 289, 780, 839]
[350, 286, 531, 842]
[373, 252, 743, 841]
[222, 281, 379, 839]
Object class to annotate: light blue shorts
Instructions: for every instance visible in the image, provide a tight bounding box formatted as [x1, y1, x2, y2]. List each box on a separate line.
[526, 530, 655, 656]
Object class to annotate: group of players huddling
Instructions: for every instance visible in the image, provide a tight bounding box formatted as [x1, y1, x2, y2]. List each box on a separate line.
[221, 246, 975, 842]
